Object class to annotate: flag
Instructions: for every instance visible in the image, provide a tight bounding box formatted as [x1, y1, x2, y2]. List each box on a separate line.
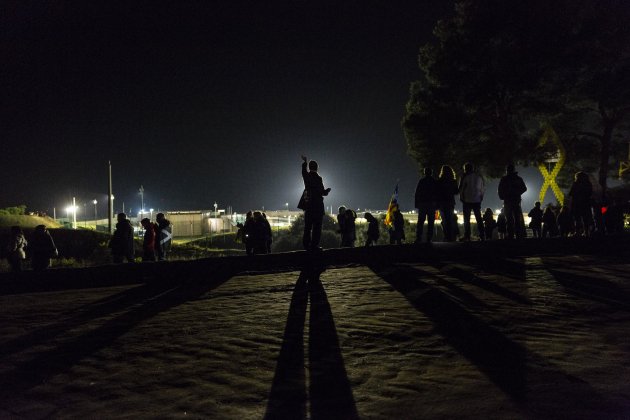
[384, 183, 399, 227]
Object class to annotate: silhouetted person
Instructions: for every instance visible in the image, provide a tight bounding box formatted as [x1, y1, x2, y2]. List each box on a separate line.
[298, 155, 331, 251]
[528, 202, 543, 238]
[243, 211, 255, 255]
[542, 206, 559, 238]
[414, 167, 439, 243]
[568, 171, 593, 237]
[336, 206, 346, 247]
[389, 204, 405, 245]
[557, 206, 574, 237]
[341, 208, 357, 247]
[155, 212, 172, 261]
[140, 218, 156, 261]
[110, 212, 135, 263]
[482, 208, 497, 240]
[29, 225, 58, 271]
[497, 208, 507, 239]
[458, 162, 485, 240]
[364, 212, 379, 246]
[6, 226, 27, 272]
[498, 164, 527, 239]
[262, 212, 273, 253]
[437, 165, 459, 242]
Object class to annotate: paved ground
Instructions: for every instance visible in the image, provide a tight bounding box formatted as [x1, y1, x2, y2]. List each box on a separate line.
[1, 238, 630, 419]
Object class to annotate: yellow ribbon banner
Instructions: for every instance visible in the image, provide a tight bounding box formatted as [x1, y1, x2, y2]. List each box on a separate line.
[538, 126, 566, 206]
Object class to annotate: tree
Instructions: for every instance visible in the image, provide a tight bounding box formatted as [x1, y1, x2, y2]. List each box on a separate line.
[546, 1, 630, 193]
[403, 0, 630, 191]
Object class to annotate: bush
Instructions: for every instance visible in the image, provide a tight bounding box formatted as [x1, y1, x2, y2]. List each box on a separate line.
[0, 205, 27, 216]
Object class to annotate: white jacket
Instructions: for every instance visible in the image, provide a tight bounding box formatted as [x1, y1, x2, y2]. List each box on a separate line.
[459, 172, 485, 203]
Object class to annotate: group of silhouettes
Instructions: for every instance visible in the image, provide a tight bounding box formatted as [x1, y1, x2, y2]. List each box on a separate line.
[299, 157, 625, 250]
[236, 211, 273, 255]
[110, 212, 173, 262]
[4, 224, 58, 272]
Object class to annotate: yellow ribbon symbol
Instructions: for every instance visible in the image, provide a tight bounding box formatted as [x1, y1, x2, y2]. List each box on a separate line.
[538, 126, 566, 206]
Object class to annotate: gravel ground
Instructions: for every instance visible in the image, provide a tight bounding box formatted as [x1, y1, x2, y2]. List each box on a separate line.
[1, 241, 630, 419]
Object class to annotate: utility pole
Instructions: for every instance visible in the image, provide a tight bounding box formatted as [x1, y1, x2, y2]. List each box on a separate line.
[108, 160, 113, 234]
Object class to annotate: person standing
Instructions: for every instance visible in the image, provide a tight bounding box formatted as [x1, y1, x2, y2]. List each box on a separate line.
[6, 226, 27, 272]
[542, 206, 558, 238]
[262, 212, 273, 253]
[414, 167, 439, 243]
[498, 164, 528, 239]
[436, 165, 459, 242]
[458, 162, 485, 241]
[243, 211, 255, 255]
[155, 213, 172, 261]
[29, 225, 58, 271]
[528, 202, 544, 238]
[298, 155, 331, 251]
[336, 206, 346, 247]
[342, 208, 357, 247]
[364, 212, 380, 246]
[482, 208, 497, 240]
[140, 218, 156, 261]
[568, 171, 593, 237]
[110, 213, 135, 263]
[389, 205, 406, 245]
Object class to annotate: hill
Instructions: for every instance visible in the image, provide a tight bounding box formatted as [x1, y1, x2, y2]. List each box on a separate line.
[0, 214, 61, 229]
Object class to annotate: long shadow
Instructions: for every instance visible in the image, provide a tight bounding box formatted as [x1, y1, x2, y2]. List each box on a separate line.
[435, 262, 532, 305]
[0, 272, 233, 400]
[544, 262, 630, 309]
[264, 272, 309, 419]
[265, 264, 358, 420]
[0, 282, 169, 358]
[308, 269, 359, 420]
[368, 262, 619, 415]
[369, 262, 525, 401]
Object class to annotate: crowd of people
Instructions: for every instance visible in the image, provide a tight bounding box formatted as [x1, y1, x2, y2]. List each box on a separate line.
[2, 158, 626, 270]
[298, 156, 627, 251]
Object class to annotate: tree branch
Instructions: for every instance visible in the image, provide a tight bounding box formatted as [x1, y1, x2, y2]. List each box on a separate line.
[577, 131, 603, 140]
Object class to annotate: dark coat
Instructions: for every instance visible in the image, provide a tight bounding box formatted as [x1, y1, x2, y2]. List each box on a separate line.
[436, 177, 459, 207]
[110, 219, 134, 257]
[29, 230, 57, 260]
[414, 175, 439, 208]
[299, 161, 329, 214]
[498, 172, 527, 204]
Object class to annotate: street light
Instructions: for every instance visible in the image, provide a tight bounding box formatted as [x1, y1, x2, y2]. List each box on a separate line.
[93, 200, 98, 228]
[139, 185, 144, 217]
[150, 208, 154, 220]
[65, 199, 78, 229]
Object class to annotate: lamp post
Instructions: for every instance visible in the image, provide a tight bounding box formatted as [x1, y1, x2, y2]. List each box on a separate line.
[213, 202, 218, 234]
[83, 202, 87, 227]
[150, 208, 154, 221]
[93, 200, 98, 229]
[66, 199, 78, 230]
[139, 185, 144, 218]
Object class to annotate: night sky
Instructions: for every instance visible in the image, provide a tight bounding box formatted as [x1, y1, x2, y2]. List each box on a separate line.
[2, 1, 528, 217]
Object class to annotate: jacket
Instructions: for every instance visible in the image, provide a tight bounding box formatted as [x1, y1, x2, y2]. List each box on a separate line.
[459, 172, 485, 203]
[110, 220, 134, 256]
[299, 161, 329, 213]
[414, 175, 439, 208]
[498, 172, 527, 204]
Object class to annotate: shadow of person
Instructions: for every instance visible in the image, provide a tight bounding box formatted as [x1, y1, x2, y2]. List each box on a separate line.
[0, 271, 233, 400]
[265, 264, 358, 420]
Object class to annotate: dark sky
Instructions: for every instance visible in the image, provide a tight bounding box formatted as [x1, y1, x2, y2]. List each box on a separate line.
[3, 1, 463, 215]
